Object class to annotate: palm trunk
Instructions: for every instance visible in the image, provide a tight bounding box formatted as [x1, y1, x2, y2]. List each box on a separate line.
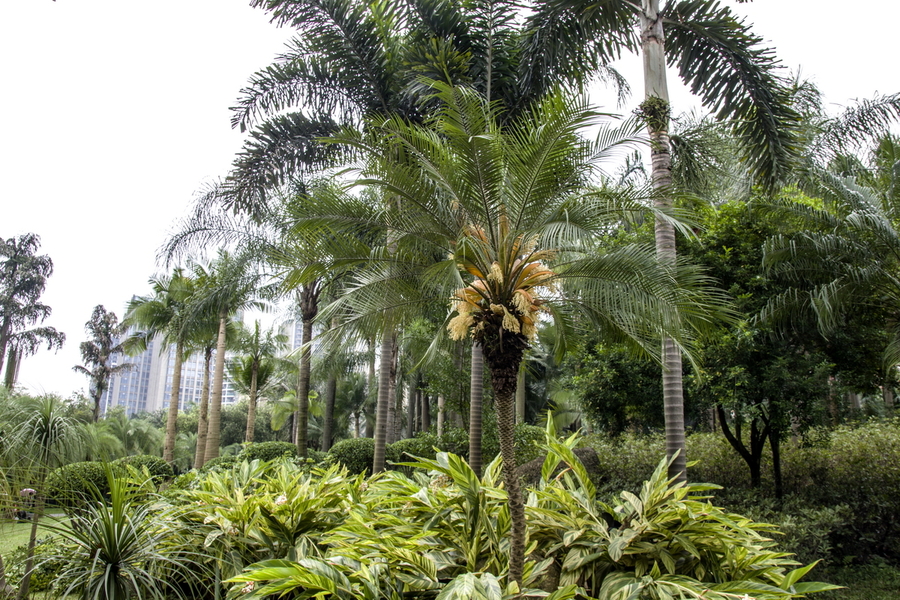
[163, 340, 185, 464]
[407, 380, 417, 438]
[365, 337, 376, 438]
[245, 360, 260, 443]
[479, 333, 528, 587]
[15, 492, 44, 600]
[468, 341, 484, 477]
[322, 374, 337, 452]
[203, 312, 229, 465]
[194, 346, 212, 469]
[388, 338, 400, 444]
[642, 0, 686, 483]
[372, 326, 394, 474]
[421, 389, 431, 433]
[437, 394, 446, 436]
[515, 362, 526, 424]
[294, 317, 313, 457]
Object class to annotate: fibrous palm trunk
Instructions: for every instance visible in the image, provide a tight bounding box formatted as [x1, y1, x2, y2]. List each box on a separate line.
[372, 326, 394, 474]
[468, 341, 484, 477]
[194, 347, 212, 469]
[642, 0, 686, 482]
[203, 311, 229, 465]
[294, 317, 313, 457]
[245, 360, 260, 443]
[479, 331, 528, 587]
[294, 283, 319, 458]
[163, 340, 185, 464]
[322, 374, 337, 452]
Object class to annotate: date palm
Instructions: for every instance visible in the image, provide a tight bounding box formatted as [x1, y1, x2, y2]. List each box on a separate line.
[308, 84, 728, 584]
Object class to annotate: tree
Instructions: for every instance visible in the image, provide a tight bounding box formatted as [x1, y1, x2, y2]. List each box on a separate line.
[227, 320, 288, 443]
[124, 269, 197, 464]
[0, 394, 82, 599]
[307, 84, 726, 584]
[73, 305, 131, 422]
[190, 251, 266, 465]
[0, 234, 65, 388]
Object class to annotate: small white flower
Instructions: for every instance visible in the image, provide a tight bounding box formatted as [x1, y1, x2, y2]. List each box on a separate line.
[241, 582, 255, 594]
[274, 494, 287, 506]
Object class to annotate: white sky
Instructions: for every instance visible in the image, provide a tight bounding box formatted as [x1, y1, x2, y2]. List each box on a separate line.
[2, 0, 898, 398]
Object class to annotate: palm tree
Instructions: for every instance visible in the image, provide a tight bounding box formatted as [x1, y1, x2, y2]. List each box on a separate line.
[190, 251, 267, 465]
[764, 134, 900, 370]
[124, 268, 197, 464]
[73, 305, 131, 422]
[1, 394, 82, 599]
[0, 234, 65, 387]
[227, 320, 288, 443]
[306, 84, 727, 584]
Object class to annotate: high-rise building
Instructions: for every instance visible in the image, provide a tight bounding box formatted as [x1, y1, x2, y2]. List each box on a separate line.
[101, 333, 238, 417]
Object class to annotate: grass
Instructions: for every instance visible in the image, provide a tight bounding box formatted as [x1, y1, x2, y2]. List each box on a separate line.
[810, 562, 900, 600]
[0, 518, 36, 558]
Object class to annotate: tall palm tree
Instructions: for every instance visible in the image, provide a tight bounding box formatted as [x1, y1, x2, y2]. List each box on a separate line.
[124, 269, 198, 464]
[227, 320, 288, 443]
[305, 84, 728, 583]
[73, 305, 131, 422]
[190, 251, 267, 465]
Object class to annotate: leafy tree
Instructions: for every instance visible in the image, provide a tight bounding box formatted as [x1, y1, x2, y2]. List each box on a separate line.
[73, 305, 131, 422]
[227, 320, 289, 443]
[307, 84, 727, 584]
[0, 234, 65, 388]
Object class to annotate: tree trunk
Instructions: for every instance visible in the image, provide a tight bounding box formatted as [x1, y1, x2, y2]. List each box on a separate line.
[515, 362, 526, 424]
[163, 340, 185, 464]
[372, 326, 394, 474]
[437, 394, 446, 436]
[468, 341, 484, 477]
[245, 360, 260, 443]
[388, 337, 401, 444]
[407, 379, 417, 438]
[194, 346, 212, 469]
[421, 389, 431, 433]
[294, 317, 314, 458]
[770, 428, 783, 500]
[322, 374, 337, 452]
[884, 385, 895, 409]
[480, 332, 528, 587]
[366, 337, 376, 438]
[203, 312, 229, 465]
[641, 0, 686, 483]
[3, 347, 18, 390]
[15, 490, 45, 600]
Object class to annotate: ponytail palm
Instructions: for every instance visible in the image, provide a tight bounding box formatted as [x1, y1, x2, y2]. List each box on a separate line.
[308, 84, 728, 584]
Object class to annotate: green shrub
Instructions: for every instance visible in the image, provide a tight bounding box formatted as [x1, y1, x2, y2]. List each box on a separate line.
[113, 454, 174, 482]
[239, 441, 299, 462]
[45, 461, 109, 506]
[512, 424, 545, 465]
[5, 537, 62, 592]
[327, 438, 399, 475]
[199, 455, 240, 473]
[390, 437, 437, 463]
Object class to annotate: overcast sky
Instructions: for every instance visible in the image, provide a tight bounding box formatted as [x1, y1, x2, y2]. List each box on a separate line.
[2, 0, 898, 398]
